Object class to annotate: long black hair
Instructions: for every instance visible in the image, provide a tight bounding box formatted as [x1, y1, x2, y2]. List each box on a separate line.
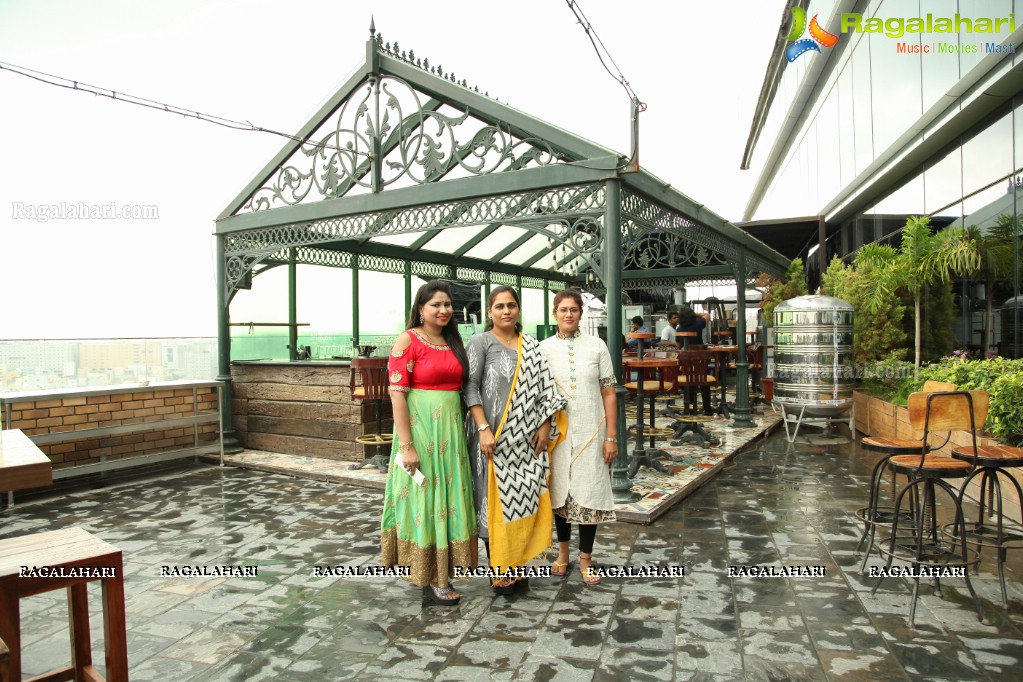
[483, 285, 523, 334]
[406, 280, 469, 385]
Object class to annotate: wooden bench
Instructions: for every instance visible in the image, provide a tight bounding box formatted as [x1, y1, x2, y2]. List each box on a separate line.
[0, 527, 128, 681]
[0, 429, 53, 499]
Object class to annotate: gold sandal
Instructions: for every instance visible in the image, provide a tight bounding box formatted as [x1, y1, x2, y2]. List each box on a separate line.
[579, 553, 601, 586]
[550, 559, 571, 577]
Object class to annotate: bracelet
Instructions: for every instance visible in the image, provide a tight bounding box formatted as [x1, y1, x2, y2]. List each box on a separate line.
[605, 437, 617, 443]
[399, 441, 414, 452]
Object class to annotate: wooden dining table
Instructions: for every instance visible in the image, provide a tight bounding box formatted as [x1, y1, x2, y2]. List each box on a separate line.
[1, 429, 52, 501]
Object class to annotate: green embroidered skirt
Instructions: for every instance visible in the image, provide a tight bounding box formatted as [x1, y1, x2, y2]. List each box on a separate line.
[381, 389, 478, 587]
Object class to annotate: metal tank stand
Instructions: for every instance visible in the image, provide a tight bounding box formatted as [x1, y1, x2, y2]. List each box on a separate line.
[780, 402, 854, 442]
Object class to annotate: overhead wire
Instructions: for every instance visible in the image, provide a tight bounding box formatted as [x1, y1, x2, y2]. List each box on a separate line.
[0, 60, 372, 158]
[563, 0, 647, 172]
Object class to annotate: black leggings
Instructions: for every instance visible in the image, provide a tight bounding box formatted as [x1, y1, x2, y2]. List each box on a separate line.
[554, 515, 597, 554]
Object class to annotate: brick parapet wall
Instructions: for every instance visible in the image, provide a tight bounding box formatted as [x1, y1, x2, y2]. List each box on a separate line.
[230, 362, 393, 463]
[5, 387, 218, 471]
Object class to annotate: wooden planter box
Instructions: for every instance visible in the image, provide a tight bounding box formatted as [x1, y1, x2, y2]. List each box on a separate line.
[855, 389, 1022, 524]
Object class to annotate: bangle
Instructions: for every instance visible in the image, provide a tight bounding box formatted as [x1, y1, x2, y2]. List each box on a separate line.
[399, 441, 414, 452]
[605, 436, 617, 443]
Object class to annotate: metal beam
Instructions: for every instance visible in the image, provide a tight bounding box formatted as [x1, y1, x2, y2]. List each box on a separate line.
[216, 163, 614, 234]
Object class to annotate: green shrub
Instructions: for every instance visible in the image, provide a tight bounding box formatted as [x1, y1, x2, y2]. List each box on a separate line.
[889, 356, 1023, 442]
[988, 372, 1023, 446]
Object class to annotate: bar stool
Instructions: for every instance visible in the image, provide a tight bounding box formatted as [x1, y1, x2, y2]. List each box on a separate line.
[855, 380, 956, 573]
[352, 357, 393, 473]
[944, 444, 1023, 607]
[0, 527, 128, 681]
[872, 390, 988, 627]
[727, 343, 764, 405]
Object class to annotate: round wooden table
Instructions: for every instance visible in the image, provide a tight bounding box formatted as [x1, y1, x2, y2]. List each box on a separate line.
[622, 357, 677, 478]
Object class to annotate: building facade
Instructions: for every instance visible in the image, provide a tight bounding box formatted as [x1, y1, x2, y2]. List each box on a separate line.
[744, 0, 1023, 357]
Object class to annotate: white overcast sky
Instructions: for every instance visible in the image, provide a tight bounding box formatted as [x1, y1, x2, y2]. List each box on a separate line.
[0, 0, 786, 339]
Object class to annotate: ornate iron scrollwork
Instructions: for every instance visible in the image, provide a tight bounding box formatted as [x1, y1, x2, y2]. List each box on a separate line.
[239, 75, 563, 213]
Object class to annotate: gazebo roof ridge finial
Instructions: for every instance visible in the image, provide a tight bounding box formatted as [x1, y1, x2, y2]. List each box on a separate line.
[374, 32, 495, 100]
[369, 16, 375, 38]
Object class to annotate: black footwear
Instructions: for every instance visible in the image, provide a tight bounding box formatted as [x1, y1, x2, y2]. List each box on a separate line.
[491, 578, 516, 596]
[422, 585, 460, 606]
[515, 577, 530, 593]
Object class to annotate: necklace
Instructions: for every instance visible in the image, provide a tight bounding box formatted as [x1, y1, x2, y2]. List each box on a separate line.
[419, 328, 447, 346]
[492, 330, 517, 344]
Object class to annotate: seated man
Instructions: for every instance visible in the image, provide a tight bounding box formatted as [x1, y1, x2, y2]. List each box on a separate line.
[626, 316, 649, 347]
[658, 311, 680, 346]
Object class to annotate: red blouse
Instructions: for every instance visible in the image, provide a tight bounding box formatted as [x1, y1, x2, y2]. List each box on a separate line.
[388, 330, 463, 392]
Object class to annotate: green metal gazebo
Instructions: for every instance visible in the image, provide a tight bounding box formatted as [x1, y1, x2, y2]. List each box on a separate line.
[213, 23, 790, 496]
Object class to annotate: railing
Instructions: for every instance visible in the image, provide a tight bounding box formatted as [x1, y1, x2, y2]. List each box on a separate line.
[1, 380, 224, 496]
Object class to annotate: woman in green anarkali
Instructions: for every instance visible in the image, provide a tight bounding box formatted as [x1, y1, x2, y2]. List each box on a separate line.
[380, 280, 478, 606]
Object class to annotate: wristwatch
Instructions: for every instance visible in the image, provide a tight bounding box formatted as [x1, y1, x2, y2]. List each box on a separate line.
[477, 423, 490, 432]
[605, 436, 617, 442]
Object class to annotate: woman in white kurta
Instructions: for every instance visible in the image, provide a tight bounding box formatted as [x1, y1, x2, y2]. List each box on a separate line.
[539, 289, 618, 585]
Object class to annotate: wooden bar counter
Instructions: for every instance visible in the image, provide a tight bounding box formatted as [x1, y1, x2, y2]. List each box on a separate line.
[231, 360, 392, 462]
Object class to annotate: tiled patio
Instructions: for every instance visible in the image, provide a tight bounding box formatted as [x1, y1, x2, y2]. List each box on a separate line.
[4, 424, 1023, 681]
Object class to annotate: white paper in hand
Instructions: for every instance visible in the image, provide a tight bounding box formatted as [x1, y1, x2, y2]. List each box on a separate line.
[401, 465, 426, 486]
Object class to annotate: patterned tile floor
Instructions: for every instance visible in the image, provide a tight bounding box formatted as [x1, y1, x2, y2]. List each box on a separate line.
[5, 424, 1023, 680]
[215, 409, 783, 524]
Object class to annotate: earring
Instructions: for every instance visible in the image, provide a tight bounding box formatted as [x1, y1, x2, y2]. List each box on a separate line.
[419, 314, 424, 325]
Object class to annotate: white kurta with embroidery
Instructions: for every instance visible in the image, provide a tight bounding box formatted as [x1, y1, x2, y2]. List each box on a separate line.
[539, 332, 616, 511]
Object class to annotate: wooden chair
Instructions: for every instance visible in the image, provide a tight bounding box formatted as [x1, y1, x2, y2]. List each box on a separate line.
[624, 363, 677, 446]
[855, 380, 956, 573]
[671, 351, 718, 446]
[873, 390, 989, 626]
[351, 357, 393, 472]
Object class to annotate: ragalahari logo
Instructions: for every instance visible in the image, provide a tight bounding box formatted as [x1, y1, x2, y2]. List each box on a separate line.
[785, 7, 839, 62]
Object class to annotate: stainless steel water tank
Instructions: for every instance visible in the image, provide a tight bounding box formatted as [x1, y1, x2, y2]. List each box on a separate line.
[774, 295, 854, 416]
[1002, 295, 1022, 358]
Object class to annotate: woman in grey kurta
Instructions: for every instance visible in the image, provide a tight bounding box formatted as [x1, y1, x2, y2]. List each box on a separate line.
[463, 286, 565, 594]
[539, 289, 618, 585]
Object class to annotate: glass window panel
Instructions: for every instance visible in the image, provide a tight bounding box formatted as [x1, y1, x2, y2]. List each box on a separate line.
[958, 0, 1013, 76]
[870, 0, 923, 156]
[920, 0, 960, 111]
[924, 143, 962, 213]
[1014, 95, 1023, 174]
[852, 40, 874, 176]
[962, 105, 1013, 195]
[873, 173, 925, 223]
[838, 65, 856, 189]
[816, 91, 842, 204]
[962, 183, 1013, 231]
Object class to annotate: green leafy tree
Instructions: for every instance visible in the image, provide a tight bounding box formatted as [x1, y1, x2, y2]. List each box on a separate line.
[760, 258, 808, 326]
[857, 216, 980, 375]
[821, 256, 906, 365]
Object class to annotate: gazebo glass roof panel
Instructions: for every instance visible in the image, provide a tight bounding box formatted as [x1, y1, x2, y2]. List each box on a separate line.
[463, 226, 529, 261]
[416, 225, 482, 254]
[372, 233, 423, 248]
[501, 233, 552, 266]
